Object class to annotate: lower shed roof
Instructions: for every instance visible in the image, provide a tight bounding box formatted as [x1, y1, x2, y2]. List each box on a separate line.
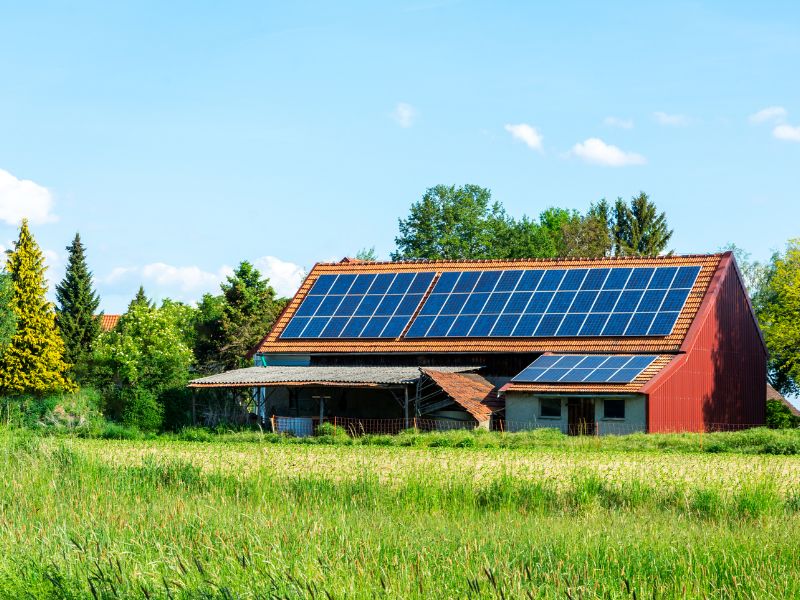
[187, 365, 478, 388]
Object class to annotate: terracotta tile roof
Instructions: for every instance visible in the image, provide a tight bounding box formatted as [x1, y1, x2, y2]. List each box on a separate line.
[422, 369, 497, 422]
[256, 254, 724, 355]
[99, 314, 121, 332]
[501, 355, 675, 394]
[768, 383, 800, 417]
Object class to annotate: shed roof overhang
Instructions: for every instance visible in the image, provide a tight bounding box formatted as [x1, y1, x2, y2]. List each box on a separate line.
[187, 365, 478, 389]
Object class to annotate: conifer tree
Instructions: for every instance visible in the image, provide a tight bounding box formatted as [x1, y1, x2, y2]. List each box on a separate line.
[0, 220, 76, 395]
[128, 286, 153, 311]
[613, 192, 673, 256]
[55, 233, 101, 376]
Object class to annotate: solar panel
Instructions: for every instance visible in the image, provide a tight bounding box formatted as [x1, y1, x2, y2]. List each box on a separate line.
[284, 264, 701, 340]
[281, 271, 435, 339]
[512, 355, 658, 383]
[405, 265, 700, 338]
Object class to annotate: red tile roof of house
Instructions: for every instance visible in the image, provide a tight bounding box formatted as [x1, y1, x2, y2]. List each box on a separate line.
[256, 253, 724, 355]
[99, 314, 121, 332]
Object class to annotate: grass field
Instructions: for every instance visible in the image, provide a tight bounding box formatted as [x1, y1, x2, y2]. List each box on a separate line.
[2, 429, 799, 598]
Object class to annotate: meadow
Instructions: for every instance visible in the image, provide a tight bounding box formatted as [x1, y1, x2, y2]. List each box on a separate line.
[1, 429, 799, 598]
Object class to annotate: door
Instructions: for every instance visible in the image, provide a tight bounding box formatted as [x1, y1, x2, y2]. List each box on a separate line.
[567, 398, 596, 435]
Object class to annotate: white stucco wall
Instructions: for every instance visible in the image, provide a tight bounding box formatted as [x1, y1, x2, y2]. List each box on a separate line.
[505, 394, 647, 434]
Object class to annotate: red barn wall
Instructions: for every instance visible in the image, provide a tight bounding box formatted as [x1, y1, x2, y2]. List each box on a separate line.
[645, 254, 766, 432]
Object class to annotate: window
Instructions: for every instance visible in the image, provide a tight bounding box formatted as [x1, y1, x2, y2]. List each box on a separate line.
[603, 399, 625, 420]
[540, 398, 561, 419]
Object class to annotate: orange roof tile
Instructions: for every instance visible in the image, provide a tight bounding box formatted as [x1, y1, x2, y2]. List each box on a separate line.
[99, 314, 121, 332]
[422, 369, 497, 421]
[501, 355, 675, 394]
[256, 254, 725, 355]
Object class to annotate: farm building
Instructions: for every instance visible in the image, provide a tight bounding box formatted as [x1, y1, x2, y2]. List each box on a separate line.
[188, 252, 766, 434]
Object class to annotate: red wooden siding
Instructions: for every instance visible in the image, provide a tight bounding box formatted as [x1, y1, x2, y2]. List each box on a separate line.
[643, 253, 766, 432]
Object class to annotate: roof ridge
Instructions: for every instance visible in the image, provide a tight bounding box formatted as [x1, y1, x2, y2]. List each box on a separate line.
[315, 253, 725, 267]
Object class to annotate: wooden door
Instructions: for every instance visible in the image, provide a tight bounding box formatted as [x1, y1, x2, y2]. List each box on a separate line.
[567, 398, 596, 435]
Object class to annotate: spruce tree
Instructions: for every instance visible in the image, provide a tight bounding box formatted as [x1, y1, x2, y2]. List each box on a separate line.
[128, 286, 153, 311]
[55, 233, 101, 377]
[0, 220, 76, 395]
[613, 192, 673, 256]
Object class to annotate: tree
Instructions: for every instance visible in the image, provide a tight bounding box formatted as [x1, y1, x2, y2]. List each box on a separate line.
[0, 271, 14, 352]
[0, 220, 76, 395]
[193, 293, 226, 373]
[493, 216, 558, 260]
[613, 192, 673, 256]
[755, 240, 800, 397]
[355, 247, 378, 261]
[392, 185, 510, 260]
[55, 233, 101, 379]
[93, 302, 194, 427]
[128, 286, 153, 311]
[218, 261, 286, 369]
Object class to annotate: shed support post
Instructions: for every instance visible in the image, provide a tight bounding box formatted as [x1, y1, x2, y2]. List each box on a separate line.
[192, 389, 197, 426]
[319, 396, 325, 423]
[404, 386, 409, 429]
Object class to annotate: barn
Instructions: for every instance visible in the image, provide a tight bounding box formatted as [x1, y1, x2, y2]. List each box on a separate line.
[188, 251, 766, 434]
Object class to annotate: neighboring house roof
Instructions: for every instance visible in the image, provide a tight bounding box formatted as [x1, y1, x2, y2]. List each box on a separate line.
[768, 383, 800, 417]
[256, 254, 723, 355]
[188, 365, 478, 388]
[421, 369, 498, 422]
[501, 354, 674, 395]
[99, 314, 121, 332]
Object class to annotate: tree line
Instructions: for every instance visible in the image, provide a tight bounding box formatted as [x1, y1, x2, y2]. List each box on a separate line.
[0, 184, 797, 432]
[0, 220, 287, 431]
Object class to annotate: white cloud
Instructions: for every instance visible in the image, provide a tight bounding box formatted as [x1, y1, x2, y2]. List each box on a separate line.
[569, 138, 647, 167]
[773, 123, 800, 142]
[100, 256, 305, 304]
[392, 102, 417, 128]
[0, 168, 58, 226]
[504, 123, 544, 152]
[749, 106, 787, 124]
[141, 263, 226, 292]
[253, 256, 306, 298]
[603, 116, 634, 129]
[653, 112, 689, 126]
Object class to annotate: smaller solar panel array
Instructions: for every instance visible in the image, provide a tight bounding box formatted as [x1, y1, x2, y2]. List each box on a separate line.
[280, 272, 435, 339]
[513, 354, 658, 384]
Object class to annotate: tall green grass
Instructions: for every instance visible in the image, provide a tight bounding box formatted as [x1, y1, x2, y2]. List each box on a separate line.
[0, 430, 798, 598]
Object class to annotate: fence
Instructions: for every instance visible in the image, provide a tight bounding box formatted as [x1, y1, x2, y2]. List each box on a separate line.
[270, 415, 772, 438]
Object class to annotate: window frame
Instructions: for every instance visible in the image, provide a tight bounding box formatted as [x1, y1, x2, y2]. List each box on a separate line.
[603, 398, 626, 420]
[539, 397, 562, 419]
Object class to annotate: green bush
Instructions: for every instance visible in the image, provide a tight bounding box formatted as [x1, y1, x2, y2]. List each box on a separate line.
[121, 388, 163, 432]
[766, 398, 800, 429]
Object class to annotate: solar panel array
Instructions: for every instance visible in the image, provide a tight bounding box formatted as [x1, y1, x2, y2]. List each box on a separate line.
[513, 354, 658, 384]
[280, 265, 701, 340]
[280, 272, 435, 339]
[405, 266, 701, 338]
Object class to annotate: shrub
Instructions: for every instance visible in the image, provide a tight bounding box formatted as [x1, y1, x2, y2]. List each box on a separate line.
[122, 388, 163, 432]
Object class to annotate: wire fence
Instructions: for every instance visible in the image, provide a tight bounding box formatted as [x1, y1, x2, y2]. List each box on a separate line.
[270, 415, 774, 438]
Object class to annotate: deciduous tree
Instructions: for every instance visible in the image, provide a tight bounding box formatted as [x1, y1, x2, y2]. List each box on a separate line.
[392, 185, 510, 260]
[756, 239, 800, 397]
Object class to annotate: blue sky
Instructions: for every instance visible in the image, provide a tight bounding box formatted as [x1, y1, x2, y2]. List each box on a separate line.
[1, 1, 798, 312]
